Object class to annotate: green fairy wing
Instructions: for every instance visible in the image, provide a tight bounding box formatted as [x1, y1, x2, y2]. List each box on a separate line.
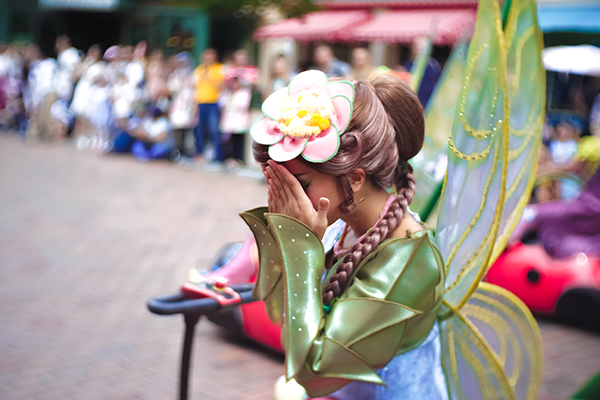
[434, 0, 545, 398]
[439, 283, 543, 400]
[489, 0, 546, 263]
[424, 27, 472, 153]
[410, 29, 471, 221]
[436, 0, 545, 310]
[436, 0, 509, 310]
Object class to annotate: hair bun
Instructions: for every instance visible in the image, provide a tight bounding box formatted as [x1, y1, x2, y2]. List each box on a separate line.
[370, 74, 425, 162]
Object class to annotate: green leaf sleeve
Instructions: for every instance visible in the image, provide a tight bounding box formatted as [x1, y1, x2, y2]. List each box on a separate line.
[241, 210, 445, 398]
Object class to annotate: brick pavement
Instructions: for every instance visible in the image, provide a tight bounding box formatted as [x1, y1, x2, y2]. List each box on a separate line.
[0, 134, 599, 400]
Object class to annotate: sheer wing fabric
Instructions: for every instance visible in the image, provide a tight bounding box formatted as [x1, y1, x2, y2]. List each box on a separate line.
[435, 0, 545, 399]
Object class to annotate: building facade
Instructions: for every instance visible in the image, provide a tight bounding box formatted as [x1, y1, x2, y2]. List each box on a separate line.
[0, 0, 209, 61]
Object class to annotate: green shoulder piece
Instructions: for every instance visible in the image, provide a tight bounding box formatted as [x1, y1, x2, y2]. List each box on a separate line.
[265, 213, 325, 380]
[239, 207, 284, 326]
[249, 213, 444, 398]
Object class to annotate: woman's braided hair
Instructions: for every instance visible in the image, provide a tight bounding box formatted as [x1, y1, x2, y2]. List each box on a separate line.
[253, 73, 424, 306]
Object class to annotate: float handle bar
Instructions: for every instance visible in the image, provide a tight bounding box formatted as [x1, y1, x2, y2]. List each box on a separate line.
[147, 284, 256, 316]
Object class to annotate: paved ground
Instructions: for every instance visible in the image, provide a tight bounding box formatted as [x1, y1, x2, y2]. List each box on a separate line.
[0, 134, 599, 400]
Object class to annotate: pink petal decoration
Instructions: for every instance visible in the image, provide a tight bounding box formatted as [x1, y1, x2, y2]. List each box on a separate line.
[288, 70, 329, 96]
[330, 96, 353, 135]
[250, 117, 284, 145]
[268, 136, 308, 162]
[302, 125, 340, 163]
[261, 88, 288, 121]
[322, 81, 355, 101]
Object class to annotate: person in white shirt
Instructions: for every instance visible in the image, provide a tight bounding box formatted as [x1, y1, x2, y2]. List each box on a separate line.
[168, 52, 196, 159]
[71, 44, 105, 142]
[125, 42, 146, 88]
[111, 73, 141, 124]
[25, 44, 58, 142]
[53, 35, 80, 102]
[130, 108, 174, 162]
[218, 76, 251, 165]
[50, 35, 81, 137]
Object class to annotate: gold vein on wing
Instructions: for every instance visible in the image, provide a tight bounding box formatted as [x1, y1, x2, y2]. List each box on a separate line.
[445, 124, 501, 291]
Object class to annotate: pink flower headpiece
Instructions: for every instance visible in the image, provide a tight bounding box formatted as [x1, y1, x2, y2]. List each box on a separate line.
[250, 70, 355, 163]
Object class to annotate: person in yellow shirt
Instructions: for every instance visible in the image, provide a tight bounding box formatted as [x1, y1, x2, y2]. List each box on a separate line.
[193, 48, 224, 164]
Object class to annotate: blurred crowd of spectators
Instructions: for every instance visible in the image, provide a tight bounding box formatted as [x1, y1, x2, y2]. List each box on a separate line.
[0, 34, 443, 171]
[0, 35, 264, 169]
[2, 36, 426, 171]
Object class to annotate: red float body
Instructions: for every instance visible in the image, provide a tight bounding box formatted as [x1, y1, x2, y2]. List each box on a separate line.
[196, 236, 284, 352]
[486, 242, 600, 315]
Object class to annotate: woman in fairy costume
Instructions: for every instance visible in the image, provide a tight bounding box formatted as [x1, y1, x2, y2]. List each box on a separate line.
[241, 0, 544, 398]
[246, 72, 447, 399]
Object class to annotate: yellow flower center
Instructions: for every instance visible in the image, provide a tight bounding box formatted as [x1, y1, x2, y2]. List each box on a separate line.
[277, 88, 334, 138]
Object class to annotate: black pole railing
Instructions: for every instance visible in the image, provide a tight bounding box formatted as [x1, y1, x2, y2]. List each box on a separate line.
[147, 284, 257, 400]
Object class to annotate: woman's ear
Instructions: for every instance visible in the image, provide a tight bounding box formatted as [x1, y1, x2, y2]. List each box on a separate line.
[348, 168, 366, 194]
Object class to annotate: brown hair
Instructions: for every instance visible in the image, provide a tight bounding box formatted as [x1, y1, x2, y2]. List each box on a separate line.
[253, 74, 424, 306]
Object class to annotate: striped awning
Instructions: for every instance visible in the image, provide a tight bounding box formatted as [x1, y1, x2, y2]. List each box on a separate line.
[254, 10, 370, 42]
[350, 9, 476, 45]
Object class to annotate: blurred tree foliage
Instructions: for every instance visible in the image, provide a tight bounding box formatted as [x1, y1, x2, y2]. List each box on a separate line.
[188, 0, 319, 18]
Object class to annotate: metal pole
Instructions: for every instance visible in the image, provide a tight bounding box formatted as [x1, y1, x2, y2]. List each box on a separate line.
[180, 313, 201, 400]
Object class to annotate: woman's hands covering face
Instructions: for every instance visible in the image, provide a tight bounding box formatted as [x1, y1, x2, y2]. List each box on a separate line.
[263, 160, 330, 240]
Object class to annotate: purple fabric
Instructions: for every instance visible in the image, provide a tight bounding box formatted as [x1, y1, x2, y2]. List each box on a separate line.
[535, 170, 600, 258]
[131, 141, 171, 161]
[0, 77, 7, 110]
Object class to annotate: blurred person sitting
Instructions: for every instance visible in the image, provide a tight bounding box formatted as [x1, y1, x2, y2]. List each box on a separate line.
[312, 43, 351, 79]
[193, 48, 224, 164]
[532, 145, 560, 203]
[2, 45, 28, 134]
[168, 52, 197, 161]
[0, 42, 24, 130]
[4, 44, 26, 128]
[404, 36, 441, 107]
[549, 121, 579, 165]
[112, 107, 144, 154]
[510, 132, 600, 259]
[218, 77, 251, 168]
[547, 120, 582, 200]
[111, 71, 142, 126]
[350, 47, 375, 82]
[130, 107, 175, 162]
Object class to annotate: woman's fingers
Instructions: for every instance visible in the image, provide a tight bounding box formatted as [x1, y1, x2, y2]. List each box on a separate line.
[268, 178, 281, 213]
[267, 180, 275, 211]
[276, 163, 309, 203]
[266, 163, 290, 204]
[268, 161, 302, 207]
[264, 165, 277, 212]
[272, 163, 295, 204]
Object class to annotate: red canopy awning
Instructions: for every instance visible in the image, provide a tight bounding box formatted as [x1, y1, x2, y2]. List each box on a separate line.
[349, 9, 476, 45]
[254, 10, 370, 42]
